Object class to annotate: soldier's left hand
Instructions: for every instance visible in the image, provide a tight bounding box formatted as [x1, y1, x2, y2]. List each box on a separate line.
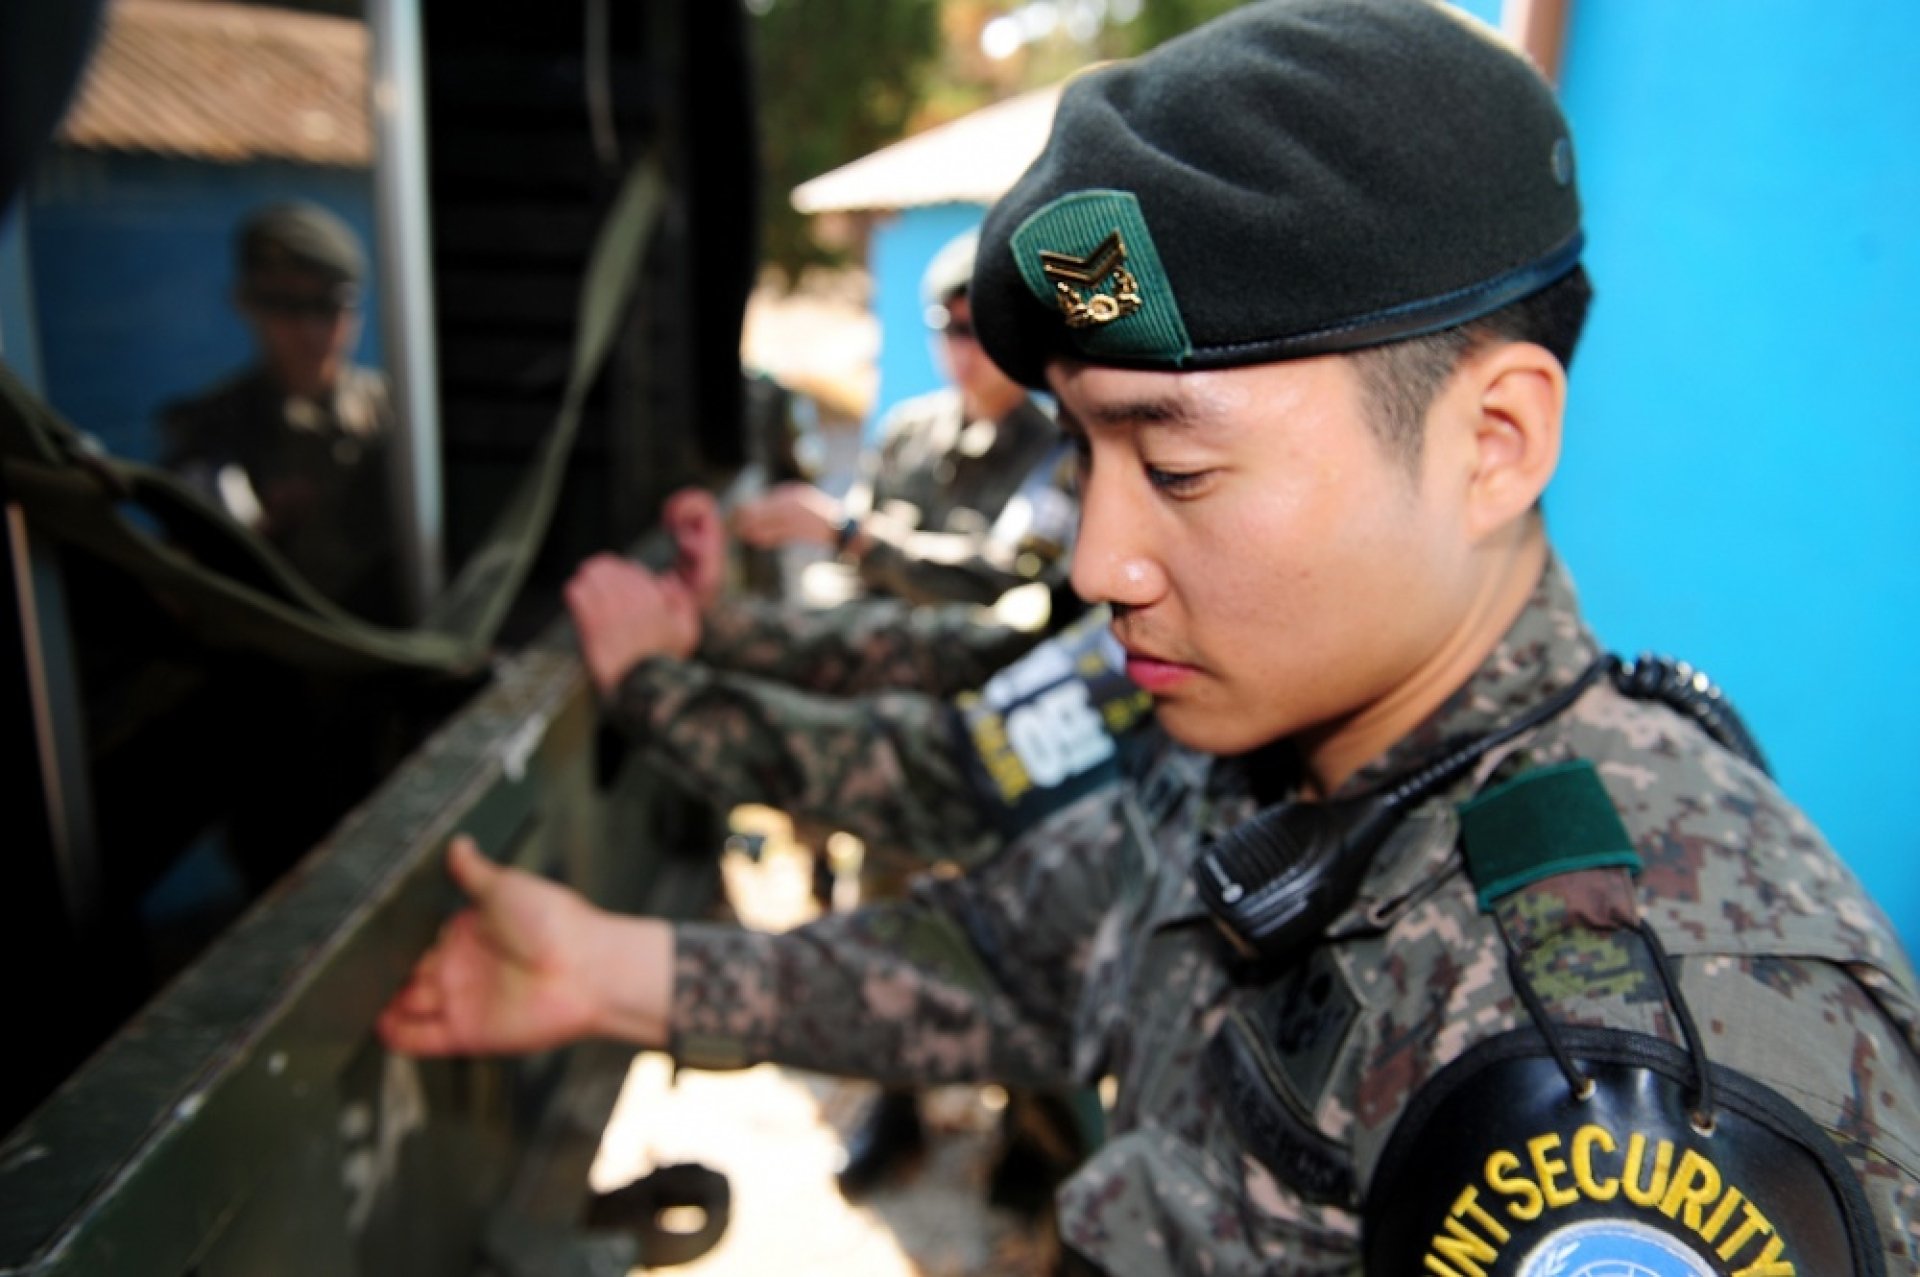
[564, 553, 700, 695]
[664, 486, 727, 611]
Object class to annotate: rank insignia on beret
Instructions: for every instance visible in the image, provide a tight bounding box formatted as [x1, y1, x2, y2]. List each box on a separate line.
[1010, 190, 1192, 367]
[1040, 232, 1140, 328]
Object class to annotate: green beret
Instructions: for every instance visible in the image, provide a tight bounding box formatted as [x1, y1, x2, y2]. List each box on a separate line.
[237, 201, 366, 286]
[974, 0, 1582, 388]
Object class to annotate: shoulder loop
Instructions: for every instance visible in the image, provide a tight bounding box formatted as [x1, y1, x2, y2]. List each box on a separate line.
[1459, 759, 1640, 912]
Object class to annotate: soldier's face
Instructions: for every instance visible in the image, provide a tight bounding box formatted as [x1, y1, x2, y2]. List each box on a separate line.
[938, 296, 1023, 419]
[242, 269, 359, 400]
[1053, 353, 1479, 760]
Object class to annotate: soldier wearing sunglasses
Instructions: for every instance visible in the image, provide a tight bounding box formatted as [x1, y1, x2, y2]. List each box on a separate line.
[160, 201, 400, 622]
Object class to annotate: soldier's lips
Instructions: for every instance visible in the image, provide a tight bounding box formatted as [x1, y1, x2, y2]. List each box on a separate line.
[1123, 649, 1199, 694]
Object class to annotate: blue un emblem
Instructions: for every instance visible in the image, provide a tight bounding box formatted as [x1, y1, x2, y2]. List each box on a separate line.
[1516, 1220, 1717, 1277]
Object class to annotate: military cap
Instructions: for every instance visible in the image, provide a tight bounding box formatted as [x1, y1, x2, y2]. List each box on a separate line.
[236, 201, 366, 287]
[973, 0, 1583, 388]
[921, 227, 980, 307]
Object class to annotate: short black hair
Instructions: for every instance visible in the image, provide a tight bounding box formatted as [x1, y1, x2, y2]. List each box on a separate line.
[1351, 264, 1594, 468]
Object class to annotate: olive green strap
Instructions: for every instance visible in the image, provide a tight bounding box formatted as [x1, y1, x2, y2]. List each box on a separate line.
[424, 154, 667, 639]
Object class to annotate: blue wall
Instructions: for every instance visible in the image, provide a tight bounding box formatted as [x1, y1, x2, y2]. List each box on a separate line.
[1550, 4, 1920, 943]
[866, 202, 988, 438]
[25, 151, 379, 464]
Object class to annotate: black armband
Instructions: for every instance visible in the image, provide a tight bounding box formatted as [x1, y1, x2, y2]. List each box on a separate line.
[1363, 1024, 1884, 1277]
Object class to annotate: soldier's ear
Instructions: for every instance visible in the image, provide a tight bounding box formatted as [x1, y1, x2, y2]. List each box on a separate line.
[1454, 340, 1564, 542]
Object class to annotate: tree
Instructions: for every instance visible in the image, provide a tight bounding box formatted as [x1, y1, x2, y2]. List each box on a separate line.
[748, 0, 1251, 275]
[749, 0, 944, 274]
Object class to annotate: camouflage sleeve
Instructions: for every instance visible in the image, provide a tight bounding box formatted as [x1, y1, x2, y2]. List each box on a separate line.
[607, 655, 1000, 866]
[851, 527, 1030, 608]
[853, 440, 1077, 608]
[667, 788, 1127, 1090]
[694, 594, 1045, 697]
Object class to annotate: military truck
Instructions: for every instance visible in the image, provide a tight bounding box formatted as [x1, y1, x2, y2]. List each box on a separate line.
[1, 1, 765, 1271]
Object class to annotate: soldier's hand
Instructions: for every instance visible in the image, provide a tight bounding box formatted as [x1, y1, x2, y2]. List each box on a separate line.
[564, 553, 701, 696]
[377, 837, 608, 1057]
[730, 481, 843, 550]
[664, 486, 727, 611]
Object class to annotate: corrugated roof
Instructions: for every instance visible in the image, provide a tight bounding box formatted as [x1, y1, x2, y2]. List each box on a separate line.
[791, 85, 1062, 214]
[58, 0, 371, 167]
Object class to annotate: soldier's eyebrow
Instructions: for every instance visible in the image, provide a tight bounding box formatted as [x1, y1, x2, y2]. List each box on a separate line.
[1058, 394, 1208, 437]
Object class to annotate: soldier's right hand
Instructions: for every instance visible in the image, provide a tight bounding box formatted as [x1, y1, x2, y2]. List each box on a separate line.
[730, 481, 844, 550]
[565, 553, 701, 696]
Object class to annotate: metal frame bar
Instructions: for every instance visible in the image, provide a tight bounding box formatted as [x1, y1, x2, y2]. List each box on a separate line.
[5, 502, 101, 940]
[368, 0, 446, 620]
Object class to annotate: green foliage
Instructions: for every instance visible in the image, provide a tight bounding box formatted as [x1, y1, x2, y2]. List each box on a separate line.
[747, 0, 1252, 275]
[750, 0, 944, 274]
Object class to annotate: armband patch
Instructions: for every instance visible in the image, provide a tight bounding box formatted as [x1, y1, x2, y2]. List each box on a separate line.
[1363, 1025, 1885, 1277]
[951, 609, 1152, 835]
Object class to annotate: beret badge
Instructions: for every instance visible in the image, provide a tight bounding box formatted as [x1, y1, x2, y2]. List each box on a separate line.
[1010, 189, 1193, 368]
[1040, 232, 1141, 328]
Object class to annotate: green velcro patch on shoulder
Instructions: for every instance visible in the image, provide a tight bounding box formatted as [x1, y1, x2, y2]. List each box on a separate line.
[1009, 190, 1192, 367]
[1457, 759, 1640, 911]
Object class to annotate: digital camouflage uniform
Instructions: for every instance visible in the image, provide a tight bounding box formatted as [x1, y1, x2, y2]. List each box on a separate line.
[607, 593, 1062, 866]
[161, 363, 400, 622]
[610, 381, 1073, 876]
[845, 388, 1072, 607]
[599, 392, 1076, 869]
[664, 557, 1920, 1275]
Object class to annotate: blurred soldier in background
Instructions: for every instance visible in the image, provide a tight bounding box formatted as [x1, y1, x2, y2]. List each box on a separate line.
[732, 228, 1076, 610]
[702, 228, 1087, 1198]
[571, 481, 1111, 1208]
[161, 202, 402, 623]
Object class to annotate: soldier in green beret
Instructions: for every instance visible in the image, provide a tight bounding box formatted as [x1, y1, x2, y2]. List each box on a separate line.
[160, 201, 401, 622]
[382, 3, 1920, 1272]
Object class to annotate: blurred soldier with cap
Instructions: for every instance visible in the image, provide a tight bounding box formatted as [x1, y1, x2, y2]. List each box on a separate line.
[161, 201, 401, 622]
[382, 3, 1920, 1271]
[731, 227, 1076, 608]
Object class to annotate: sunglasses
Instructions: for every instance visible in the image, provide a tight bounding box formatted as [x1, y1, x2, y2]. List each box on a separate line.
[245, 289, 356, 319]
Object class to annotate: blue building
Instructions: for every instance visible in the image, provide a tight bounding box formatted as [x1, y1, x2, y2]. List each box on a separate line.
[793, 0, 1920, 944]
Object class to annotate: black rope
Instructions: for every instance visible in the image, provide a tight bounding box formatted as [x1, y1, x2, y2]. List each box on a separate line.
[1380, 655, 1616, 814]
[1638, 920, 1718, 1130]
[1495, 911, 1595, 1100]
